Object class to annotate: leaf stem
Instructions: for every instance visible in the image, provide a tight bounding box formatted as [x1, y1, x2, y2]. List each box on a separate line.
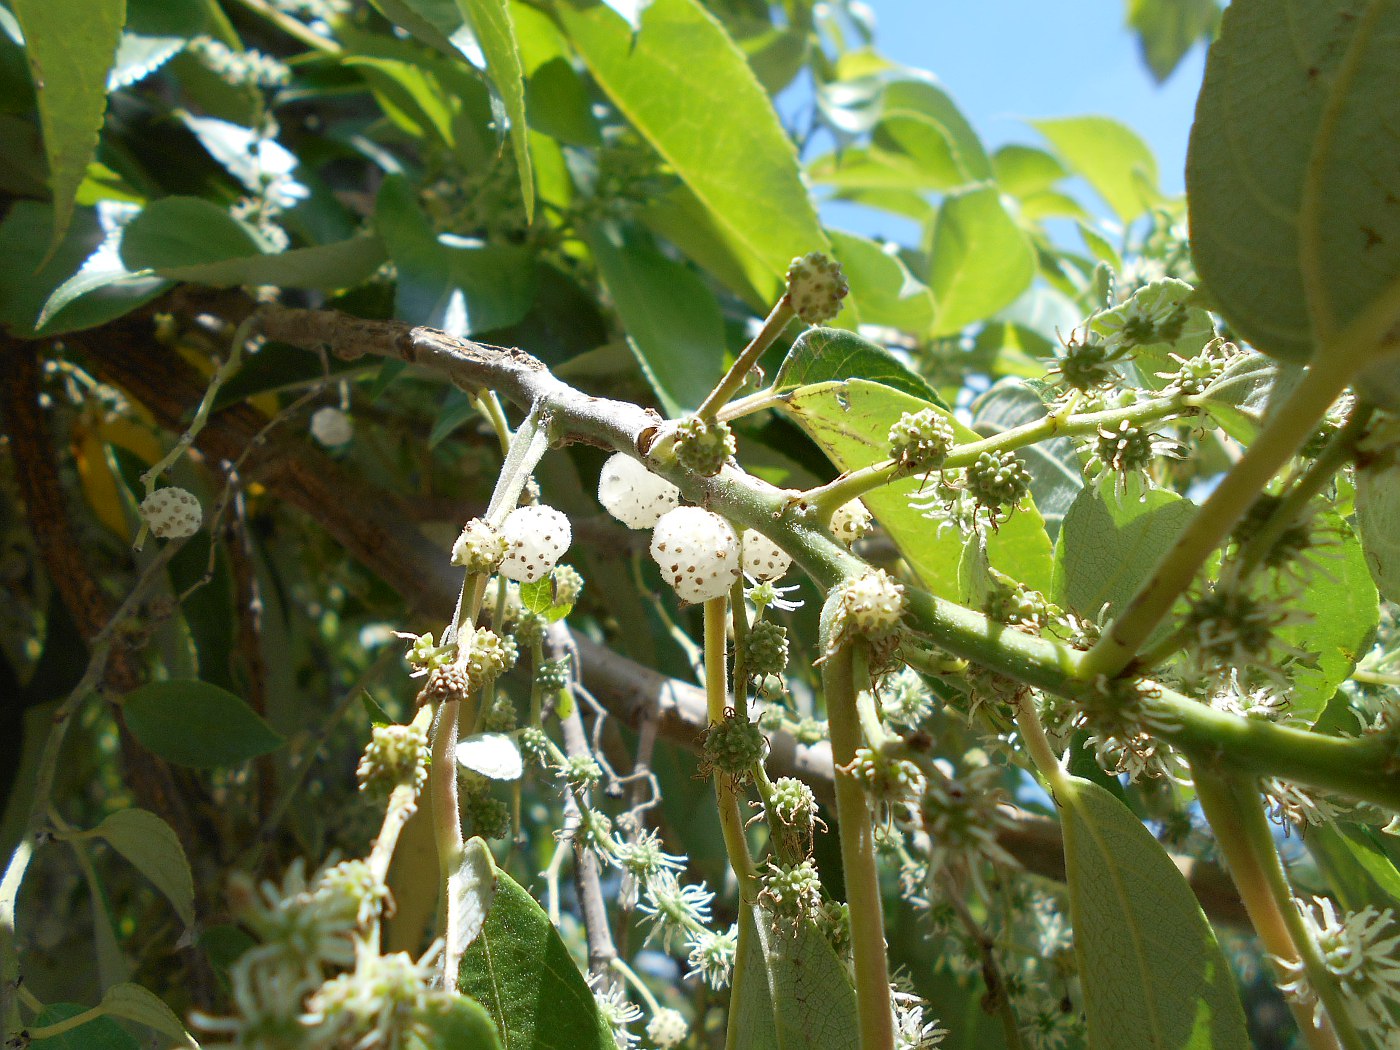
[1191, 768, 1361, 1050]
[696, 298, 796, 423]
[822, 637, 893, 1050]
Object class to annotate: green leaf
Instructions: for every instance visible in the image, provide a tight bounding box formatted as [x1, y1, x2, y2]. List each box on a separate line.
[1059, 775, 1250, 1050]
[372, 0, 481, 59]
[827, 230, 935, 334]
[519, 576, 573, 621]
[11, 0, 125, 253]
[585, 223, 726, 416]
[1309, 823, 1400, 915]
[378, 176, 537, 336]
[1052, 478, 1196, 628]
[419, 995, 505, 1050]
[1273, 512, 1378, 722]
[90, 808, 196, 929]
[525, 57, 600, 147]
[783, 379, 1054, 598]
[99, 983, 194, 1047]
[1356, 460, 1400, 605]
[772, 327, 941, 405]
[1033, 115, 1159, 223]
[0, 201, 166, 338]
[970, 380, 1082, 541]
[449, 838, 497, 963]
[1187, 0, 1400, 364]
[30, 1004, 139, 1050]
[120, 196, 386, 290]
[1126, 0, 1218, 83]
[731, 910, 780, 1050]
[120, 679, 284, 768]
[1196, 350, 1301, 445]
[992, 144, 1068, 199]
[558, 0, 827, 302]
[927, 185, 1036, 336]
[458, 849, 614, 1050]
[739, 906, 860, 1049]
[454, 0, 534, 221]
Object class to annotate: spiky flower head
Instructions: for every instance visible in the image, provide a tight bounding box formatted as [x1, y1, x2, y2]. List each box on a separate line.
[786, 251, 849, 324]
[686, 924, 738, 989]
[1185, 583, 1311, 683]
[848, 747, 926, 814]
[673, 415, 735, 477]
[879, 669, 936, 730]
[1277, 897, 1400, 1031]
[141, 486, 203, 539]
[742, 618, 790, 678]
[639, 872, 715, 952]
[830, 499, 873, 545]
[1050, 327, 1116, 392]
[758, 859, 824, 921]
[767, 776, 819, 834]
[305, 949, 445, 1050]
[597, 451, 680, 528]
[966, 450, 1031, 523]
[1070, 676, 1184, 782]
[702, 711, 767, 781]
[464, 627, 516, 687]
[889, 408, 956, 471]
[451, 518, 508, 574]
[741, 529, 793, 581]
[650, 507, 742, 604]
[918, 761, 1017, 895]
[357, 721, 429, 797]
[499, 504, 572, 583]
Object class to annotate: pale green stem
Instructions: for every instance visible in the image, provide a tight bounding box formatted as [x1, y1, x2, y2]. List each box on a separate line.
[823, 639, 894, 1050]
[803, 394, 1197, 518]
[1084, 291, 1400, 679]
[1191, 769, 1359, 1050]
[230, 0, 341, 51]
[611, 957, 664, 1013]
[1352, 668, 1400, 687]
[431, 696, 466, 988]
[716, 386, 785, 423]
[696, 299, 796, 423]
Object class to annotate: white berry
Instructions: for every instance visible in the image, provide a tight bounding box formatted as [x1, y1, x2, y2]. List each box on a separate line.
[830, 500, 873, 545]
[646, 1008, 689, 1049]
[499, 505, 572, 583]
[838, 569, 905, 639]
[598, 452, 680, 529]
[310, 406, 353, 447]
[741, 529, 792, 581]
[650, 507, 741, 604]
[140, 487, 202, 540]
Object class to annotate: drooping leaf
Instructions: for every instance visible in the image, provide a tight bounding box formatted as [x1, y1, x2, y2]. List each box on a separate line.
[450, 837, 497, 964]
[771, 327, 941, 405]
[740, 906, 860, 1049]
[0, 201, 166, 338]
[11, 0, 125, 253]
[1059, 775, 1250, 1050]
[30, 1004, 139, 1050]
[1356, 460, 1400, 604]
[558, 0, 827, 302]
[378, 176, 537, 336]
[458, 850, 614, 1050]
[970, 380, 1082, 541]
[456, 733, 524, 780]
[1272, 511, 1378, 722]
[927, 185, 1036, 336]
[585, 222, 727, 416]
[1187, 0, 1400, 364]
[454, 0, 535, 220]
[992, 144, 1068, 199]
[120, 679, 284, 768]
[90, 808, 196, 929]
[782, 379, 1054, 599]
[1126, 0, 1218, 83]
[1052, 478, 1196, 629]
[1034, 115, 1159, 223]
[99, 983, 194, 1047]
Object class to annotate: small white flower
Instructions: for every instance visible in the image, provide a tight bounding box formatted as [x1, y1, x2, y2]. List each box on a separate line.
[590, 978, 643, 1049]
[684, 924, 738, 989]
[892, 988, 948, 1049]
[645, 1007, 689, 1048]
[1277, 896, 1400, 1031]
[309, 405, 353, 446]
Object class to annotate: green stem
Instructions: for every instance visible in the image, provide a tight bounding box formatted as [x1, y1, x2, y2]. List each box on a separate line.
[229, 0, 341, 51]
[716, 386, 785, 423]
[696, 299, 796, 423]
[1191, 768, 1360, 1050]
[803, 394, 1197, 517]
[822, 638, 894, 1050]
[1084, 305, 1397, 678]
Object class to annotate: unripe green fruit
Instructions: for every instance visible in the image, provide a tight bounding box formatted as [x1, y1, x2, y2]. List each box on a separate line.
[759, 859, 823, 920]
[966, 450, 1031, 516]
[703, 713, 767, 780]
[674, 416, 735, 477]
[742, 619, 790, 677]
[785, 252, 849, 325]
[888, 408, 955, 471]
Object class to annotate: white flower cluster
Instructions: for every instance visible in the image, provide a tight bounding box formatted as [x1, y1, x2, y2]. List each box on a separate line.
[1278, 897, 1400, 1033]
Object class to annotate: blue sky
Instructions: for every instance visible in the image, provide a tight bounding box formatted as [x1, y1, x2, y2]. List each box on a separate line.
[817, 0, 1208, 234]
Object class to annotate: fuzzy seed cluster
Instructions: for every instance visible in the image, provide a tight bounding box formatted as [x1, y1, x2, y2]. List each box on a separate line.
[830, 500, 873, 546]
[597, 452, 679, 529]
[499, 504, 571, 583]
[649, 507, 742, 604]
[742, 619, 790, 677]
[888, 408, 955, 471]
[785, 252, 849, 325]
[741, 529, 792, 581]
[356, 722, 429, 797]
[759, 859, 823, 920]
[451, 518, 508, 573]
[703, 714, 767, 779]
[673, 416, 735, 477]
[140, 487, 203, 540]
